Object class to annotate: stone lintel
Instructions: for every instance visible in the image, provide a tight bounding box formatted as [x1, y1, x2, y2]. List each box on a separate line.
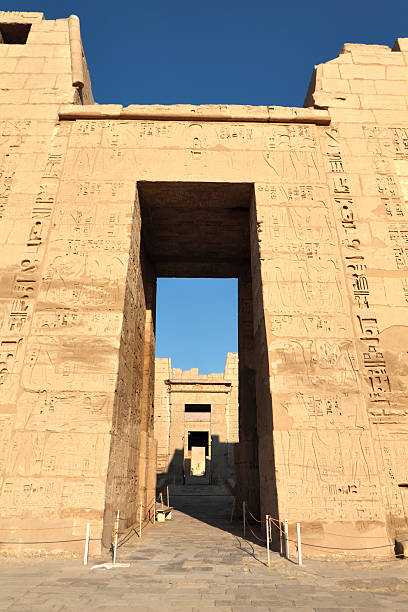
[168, 379, 231, 385]
[166, 381, 232, 393]
[58, 103, 331, 125]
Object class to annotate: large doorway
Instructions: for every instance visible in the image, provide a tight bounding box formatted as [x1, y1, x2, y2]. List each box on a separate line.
[139, 182, 262, 518]
[103, 182, 274, 544]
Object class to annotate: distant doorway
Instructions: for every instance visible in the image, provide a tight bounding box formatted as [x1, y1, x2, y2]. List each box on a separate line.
[187, 430, 209, 482]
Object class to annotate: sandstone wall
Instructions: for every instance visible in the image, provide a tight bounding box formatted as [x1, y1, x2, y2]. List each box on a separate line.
[0, 9, 407, 557]
[0, 12, 108, 556]
[301, 40, 408, 551]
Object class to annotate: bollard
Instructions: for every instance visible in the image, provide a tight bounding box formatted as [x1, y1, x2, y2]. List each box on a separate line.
[113, 510, 120, 565]
[83, 522, 90, 566]
[279, 521, 283, 556]
[266, 515, 270, 568]
[297, 522, 302, 565]
[243, 501, 246, 537]
[153, 499, 156, 524]
[167, 485, 169, 507]
[284, 518, 289, 560]
[230, 497, 235, 522]
[139, 502, 142, 538]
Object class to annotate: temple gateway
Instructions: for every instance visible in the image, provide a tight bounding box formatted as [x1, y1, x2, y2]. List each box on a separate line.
[0, 10, 408, 557]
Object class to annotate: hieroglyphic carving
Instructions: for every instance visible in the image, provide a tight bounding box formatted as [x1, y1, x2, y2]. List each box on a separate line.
[268, 338, 359, 392]
[40, 252, 126, 309]
[256, 183, 329, 207]
[374, 425, 408, 527]
[14, 391, 113, 432]
[0, 337, 23, 403]
[32, 310, 122, 336]
[0, 478, 63, 519]
[22, 336, 119, 392]
[363, 125, 408, 161]
[268, 313, 351, 338]
[324, 126, 393, 407]
[274, 429, 383, 521]
[0, 121, 33, 220]
[276, 391, 366, 429]
[3, 129, 66, 338]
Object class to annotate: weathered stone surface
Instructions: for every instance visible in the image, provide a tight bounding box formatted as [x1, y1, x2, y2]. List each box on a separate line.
[0, 9, 407, 559]
[154, 354, 238, 488]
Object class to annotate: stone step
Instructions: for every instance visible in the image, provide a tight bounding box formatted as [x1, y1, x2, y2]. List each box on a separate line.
[169, 484, 233, 497]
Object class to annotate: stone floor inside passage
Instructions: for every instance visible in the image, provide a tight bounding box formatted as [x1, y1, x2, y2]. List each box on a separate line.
[1, 494, 408, 611]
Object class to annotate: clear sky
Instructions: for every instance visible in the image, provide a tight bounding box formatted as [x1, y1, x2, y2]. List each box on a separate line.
[156, 279, 238, 373]
[3, 0, 406, 372]
[3, 0, 405, 107]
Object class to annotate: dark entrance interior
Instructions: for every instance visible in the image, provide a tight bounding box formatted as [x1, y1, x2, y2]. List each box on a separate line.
[188, 431, 209, 454]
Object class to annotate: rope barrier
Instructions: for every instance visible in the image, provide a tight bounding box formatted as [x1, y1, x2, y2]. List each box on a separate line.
[115, 496, 163, 548]
[244, 515, 266, 543]
[244, 502, 407, 554]
[0, 537, 101, 545]
[246, 508, 262, 523]
[324, 531, 391, 540]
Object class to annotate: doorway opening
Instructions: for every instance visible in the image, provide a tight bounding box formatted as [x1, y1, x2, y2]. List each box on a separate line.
[188, 431, 209, 453]
[103, 181, 276, 544]
[155, 275, 238, 494]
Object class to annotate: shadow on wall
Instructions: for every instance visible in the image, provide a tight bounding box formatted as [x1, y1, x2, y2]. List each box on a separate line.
[156, 436, 236, 491]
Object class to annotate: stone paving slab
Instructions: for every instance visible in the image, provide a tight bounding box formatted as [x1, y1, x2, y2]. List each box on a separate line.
[1, 511, 408, 610]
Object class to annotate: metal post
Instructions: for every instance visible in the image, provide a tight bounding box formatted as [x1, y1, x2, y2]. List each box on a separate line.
[83, 522, 90, 566]
[284, 518, 289, 560]
[153, 498, 156, 524]
[266, 515, 270, 567]
[242, 501, 246, 537]
[279, 521, 283, 556]
[230, 496, 235, 522]
[297, 522, 302, 565]
[113, 509, 120, 565]
[139, 502, 142, 538]
[167, 485, 169, 507]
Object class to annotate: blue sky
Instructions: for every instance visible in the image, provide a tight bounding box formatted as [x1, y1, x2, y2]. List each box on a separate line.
[5, 0, 406, 107]
[4, 0, 406, 372]
[156, 279, 238, 373]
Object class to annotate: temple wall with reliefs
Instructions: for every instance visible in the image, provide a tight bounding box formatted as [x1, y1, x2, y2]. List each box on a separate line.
[0, 10, 407, 556]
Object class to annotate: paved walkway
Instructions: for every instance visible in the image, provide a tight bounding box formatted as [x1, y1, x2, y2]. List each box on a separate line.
[1, 509, 408, 610]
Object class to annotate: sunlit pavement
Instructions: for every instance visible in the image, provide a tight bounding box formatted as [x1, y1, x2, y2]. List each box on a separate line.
[1, 509, 408, 611]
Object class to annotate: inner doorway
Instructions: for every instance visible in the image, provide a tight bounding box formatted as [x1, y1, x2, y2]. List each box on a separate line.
[155, 276, 238, 495]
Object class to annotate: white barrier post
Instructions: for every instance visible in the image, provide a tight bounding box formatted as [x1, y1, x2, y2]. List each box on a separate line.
[279, 521, 283, 556]
[167, 485, 170, 507]
[83, 522, 90, 566]
[153, 498, 156, 524]
[243, 501, 246, 537]
[139, 502, 142, 538]
[113, 509, 120, 565]
[284, 518, 289, 560]
[266, 515, 270, 567]
[297, 522, 302, 565]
